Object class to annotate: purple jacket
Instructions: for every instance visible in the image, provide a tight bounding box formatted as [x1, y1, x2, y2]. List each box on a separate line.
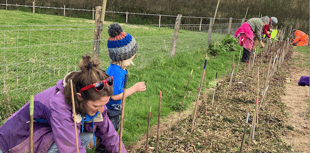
[0, 79, 127, 153]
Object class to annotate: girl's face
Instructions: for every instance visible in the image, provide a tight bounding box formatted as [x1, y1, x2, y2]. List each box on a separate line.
[85, 96, 110, 116]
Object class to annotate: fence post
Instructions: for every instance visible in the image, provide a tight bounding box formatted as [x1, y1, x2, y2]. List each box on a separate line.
[207, 18, 213, 47]
[227, 17, 232, 35]
[199, 18, 202, 31]
[101, 0, 107, 22]
[93, 6, 103, 58]
[126, 12, 129, 24]
[92, 8, 95, 20]
[170, 14, 182, 57]
[6, 0, 7, 10]
[63, 5, 65, 16]
[32, 1, 35, 13]
[159, 15, 161, 28]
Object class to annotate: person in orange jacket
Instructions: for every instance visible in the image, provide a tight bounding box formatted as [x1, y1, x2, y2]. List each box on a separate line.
[292, 29, 309, 46]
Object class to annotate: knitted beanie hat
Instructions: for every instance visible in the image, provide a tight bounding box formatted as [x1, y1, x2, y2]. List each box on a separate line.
[261, 16, 270, 25]
[107, 23, 138, 62]
[270, 17, 278, 24]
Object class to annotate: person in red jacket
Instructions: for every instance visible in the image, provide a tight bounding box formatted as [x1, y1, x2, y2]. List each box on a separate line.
[262, 17, 278, 39]
[292, 29, 309, 46]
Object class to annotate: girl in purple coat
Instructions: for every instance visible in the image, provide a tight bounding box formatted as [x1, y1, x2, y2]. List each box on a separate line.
[0, 54, 127, 153]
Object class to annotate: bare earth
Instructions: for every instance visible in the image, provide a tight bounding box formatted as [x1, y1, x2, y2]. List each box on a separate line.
[281, 51, 309, 152]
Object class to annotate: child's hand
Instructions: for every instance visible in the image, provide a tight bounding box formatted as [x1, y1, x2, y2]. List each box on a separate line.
[134, 82, 146, 92]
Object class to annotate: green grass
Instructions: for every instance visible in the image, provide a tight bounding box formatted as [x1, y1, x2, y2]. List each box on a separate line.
[292, 46, 309, 68]
[0, 9, 243, 151]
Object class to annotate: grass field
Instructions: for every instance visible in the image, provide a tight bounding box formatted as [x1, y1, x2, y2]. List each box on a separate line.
[0, 9, 243, 149]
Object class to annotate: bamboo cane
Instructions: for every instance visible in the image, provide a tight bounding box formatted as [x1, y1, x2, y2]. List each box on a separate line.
[239, 112, 250, 153]
[29, 95, 34, 153]
[212, 0, 220, 25]
[156, 92, 162, 153]
[229, 63, 235, 88]
[236, 49, 242, 73]
[119, 74, 128, 153]
[178, 69, 193, 120]
[204, 71, 207, 114]
[191, 59, 207, 132]
[146, 107, 151, 152]
[256, 68, 259, 127]
[211, 72, 218, 108]
[70, 80, 79, 153]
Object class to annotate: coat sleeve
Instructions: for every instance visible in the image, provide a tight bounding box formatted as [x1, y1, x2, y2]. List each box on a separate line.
[50, 98, 86, 153]
[95, 107, 127, 153]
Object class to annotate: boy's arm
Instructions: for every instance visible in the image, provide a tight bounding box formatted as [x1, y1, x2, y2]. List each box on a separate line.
[111, 82, 146, 100]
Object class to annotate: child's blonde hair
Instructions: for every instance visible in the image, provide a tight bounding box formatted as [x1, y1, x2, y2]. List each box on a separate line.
[111, 55, 135, 69]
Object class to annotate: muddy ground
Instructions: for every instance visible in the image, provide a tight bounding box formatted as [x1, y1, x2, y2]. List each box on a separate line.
[127, 41, 303, 153]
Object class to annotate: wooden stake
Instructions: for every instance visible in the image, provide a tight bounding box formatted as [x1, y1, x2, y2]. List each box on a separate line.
[159, 15, 161, 28]
[191, 59, 207, 132]
[119, 74, 128, 153]
[93, 6, 103, 58]
[156, 91, 162, 153]
[64, 5, 66, 16]
[32, 1, 35, 14]
[146, 107, 151, 153]
[29, 95, 34, 153]
[179, 69, 193, 119]
[212, 0, 220, 25]
[239, 112, 250, 153]
[199, 18, 202, 31]
[70, 80, 79, 153]
[256, 68, 259, 127]
[236, 49, 242, 73]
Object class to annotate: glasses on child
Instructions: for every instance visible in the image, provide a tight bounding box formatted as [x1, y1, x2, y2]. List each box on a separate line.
[80, 77, 114, 92]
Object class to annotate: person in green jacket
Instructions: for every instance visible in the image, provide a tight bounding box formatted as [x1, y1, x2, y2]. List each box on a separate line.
[250, 16, 269, 51]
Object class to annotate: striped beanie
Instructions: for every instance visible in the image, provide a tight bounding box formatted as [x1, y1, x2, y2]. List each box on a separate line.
[107, 23, 138, 61]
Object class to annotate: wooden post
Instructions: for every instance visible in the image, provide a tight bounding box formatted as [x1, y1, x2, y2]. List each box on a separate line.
[227, 17, 232, 35]
[6, 0, 7, 10]
[126, 12, 129, 24]
[101, 0, 107, 22]
[64, 5, 66, 16]
[32, 1, 35, 14]
[159, 15, 161, 28]
[244, 7, 249, 19]
[199, 18, 203, 31]
[156, 91, 162, 153]
[207, 18, 213, 47]
[213, 0, 220, 24]
[239, 112, 250, 153]
[93, 6, 103, 58]
[170, 14, 182, 57]
[92, 8, 95, 20]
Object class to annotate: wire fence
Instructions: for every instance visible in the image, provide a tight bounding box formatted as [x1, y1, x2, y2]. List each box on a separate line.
[0, 17, 239, 120]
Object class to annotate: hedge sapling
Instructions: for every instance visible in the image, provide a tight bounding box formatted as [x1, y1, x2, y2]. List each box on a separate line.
[191, 59, 207, 132]
[211, 72, 218, 108]
[119, 74, 128, 153]
[146, 107, 151, 153]
[239, 112, 250, 153]
[178, 69, 193, 120]
[156, 91, 162, 153]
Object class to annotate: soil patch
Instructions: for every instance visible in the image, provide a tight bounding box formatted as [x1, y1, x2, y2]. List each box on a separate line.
[281, 51, 309, 152]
